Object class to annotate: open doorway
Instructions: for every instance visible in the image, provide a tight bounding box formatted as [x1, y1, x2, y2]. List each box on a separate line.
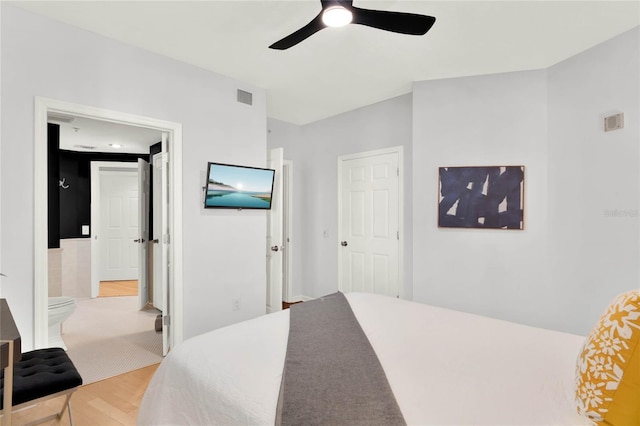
[89, 160, 150, 307]
[267, 148, 295, 312]
[34, 97, 184, 359]
[46, 117, 165, 383]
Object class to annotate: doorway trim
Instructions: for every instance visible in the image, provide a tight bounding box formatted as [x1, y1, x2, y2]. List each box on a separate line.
[266, 148, 284, 314]
[34, 97, 184, 350]
[282, 160, 294, 303]
[337, 146, 404, 297]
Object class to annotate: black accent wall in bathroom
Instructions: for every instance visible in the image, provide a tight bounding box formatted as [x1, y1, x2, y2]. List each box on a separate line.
[57, 150, 150, 239]
[48, 123, 61, 249]
[148, 142, 162, 239]
[47, 123, 161, 244]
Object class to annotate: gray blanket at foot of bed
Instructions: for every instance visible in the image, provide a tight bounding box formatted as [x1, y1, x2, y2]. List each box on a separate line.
[275, 292, 406, 426]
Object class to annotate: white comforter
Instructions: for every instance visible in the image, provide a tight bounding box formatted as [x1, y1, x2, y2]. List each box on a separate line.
[138, 293, 590, 425]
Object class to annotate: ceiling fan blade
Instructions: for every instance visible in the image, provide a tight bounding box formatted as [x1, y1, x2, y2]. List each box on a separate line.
[269, 13, 325, 50]
[351, 7, 436, 35]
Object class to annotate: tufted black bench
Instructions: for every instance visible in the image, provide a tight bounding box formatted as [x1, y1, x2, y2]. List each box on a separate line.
[1, 348, 82, 425]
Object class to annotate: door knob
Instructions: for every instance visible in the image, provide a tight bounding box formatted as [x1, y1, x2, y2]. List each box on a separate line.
[341, 241, 348, 247]
[270, 245, 279, 252]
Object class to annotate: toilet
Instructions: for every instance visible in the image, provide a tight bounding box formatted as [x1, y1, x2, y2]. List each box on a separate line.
[48, 296, 76, 350]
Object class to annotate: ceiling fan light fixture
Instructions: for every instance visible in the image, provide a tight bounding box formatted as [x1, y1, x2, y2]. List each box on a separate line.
[322, 6, 352, 27]
[268, 0, 435, 50]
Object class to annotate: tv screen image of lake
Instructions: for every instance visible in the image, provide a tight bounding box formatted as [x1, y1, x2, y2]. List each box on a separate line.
[205, 165, 273, 209]
[205, 189, 271, 208]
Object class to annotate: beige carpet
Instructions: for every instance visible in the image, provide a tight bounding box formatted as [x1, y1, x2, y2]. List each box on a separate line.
[62, 296, 163, 385]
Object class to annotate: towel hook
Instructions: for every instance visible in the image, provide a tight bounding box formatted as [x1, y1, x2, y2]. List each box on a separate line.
[59, 177, 70, 189]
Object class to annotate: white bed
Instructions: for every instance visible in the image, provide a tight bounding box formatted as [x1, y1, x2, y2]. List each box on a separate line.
[138, 293, 590, 425]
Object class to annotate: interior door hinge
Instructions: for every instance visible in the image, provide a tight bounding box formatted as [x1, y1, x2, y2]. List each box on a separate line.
[163, 234, 170, 244]
[397, 230, 399, 240]
[163, 315, 171, 325]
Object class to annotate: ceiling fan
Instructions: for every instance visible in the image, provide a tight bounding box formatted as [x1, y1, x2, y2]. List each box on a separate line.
[269, 0, 436, 50]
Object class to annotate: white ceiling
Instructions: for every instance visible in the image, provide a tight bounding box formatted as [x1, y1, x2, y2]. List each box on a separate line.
[16, 1, 640, 125]
[50, 115, 162, 154]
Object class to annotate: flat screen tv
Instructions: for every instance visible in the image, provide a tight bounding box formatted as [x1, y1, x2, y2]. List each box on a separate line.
[204, 162, 275, 210]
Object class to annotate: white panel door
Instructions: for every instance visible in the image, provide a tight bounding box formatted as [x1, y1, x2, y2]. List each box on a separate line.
[99, 171, 139, 281]
[152, 153, 163, 310]
[339, 151, 400, 297]
[137, 158, 150, 309]
[159, 134, 170, 356]
[267, 148, 284, 314]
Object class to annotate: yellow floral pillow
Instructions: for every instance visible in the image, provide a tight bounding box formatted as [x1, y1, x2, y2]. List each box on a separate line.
[575, 290, 640, 425]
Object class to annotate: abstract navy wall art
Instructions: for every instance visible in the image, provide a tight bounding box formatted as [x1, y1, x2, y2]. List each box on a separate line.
[438, 166, 524, 229]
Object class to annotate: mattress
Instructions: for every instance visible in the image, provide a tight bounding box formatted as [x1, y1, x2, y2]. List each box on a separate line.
[138, 293, 590, 425]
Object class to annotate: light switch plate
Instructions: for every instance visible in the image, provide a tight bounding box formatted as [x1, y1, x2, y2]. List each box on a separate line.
[82, 225, 90, 235]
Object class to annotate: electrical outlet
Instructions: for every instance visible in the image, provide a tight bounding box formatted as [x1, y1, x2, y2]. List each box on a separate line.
[232, 298, 240, 311]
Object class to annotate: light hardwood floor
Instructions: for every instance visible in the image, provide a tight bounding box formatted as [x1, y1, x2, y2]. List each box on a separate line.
[11, 363, 159, 426]
[99, 280, 138, 298]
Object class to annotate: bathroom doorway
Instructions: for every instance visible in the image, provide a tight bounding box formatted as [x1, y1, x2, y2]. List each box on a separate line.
[46, 115, 164, 383]
[89, 160, 149, 308]
[34, 97, 184, 370]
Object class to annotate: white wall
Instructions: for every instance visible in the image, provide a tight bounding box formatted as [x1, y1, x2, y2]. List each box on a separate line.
[413, 27, 639, 336]
[412, 70, 552, 329]
[0, 4, 3, 288]
[269, 27, 638, 337]
[0, 5, 268, 349]
[268, 94, 414, 299]
[547, 27, 639, 334]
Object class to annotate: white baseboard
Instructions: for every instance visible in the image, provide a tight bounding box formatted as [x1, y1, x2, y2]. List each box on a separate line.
[290, 295, 313, 302]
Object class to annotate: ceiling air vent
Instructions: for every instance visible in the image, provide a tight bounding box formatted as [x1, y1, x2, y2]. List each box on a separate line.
[237, 89, 253, 106]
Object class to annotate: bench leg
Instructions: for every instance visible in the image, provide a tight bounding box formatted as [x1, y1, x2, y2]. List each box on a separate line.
[56, 393, 73, 423]
[67, 401, 74, 426]
[20, 391, 75, 426]
[1, 340, 15, 426]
